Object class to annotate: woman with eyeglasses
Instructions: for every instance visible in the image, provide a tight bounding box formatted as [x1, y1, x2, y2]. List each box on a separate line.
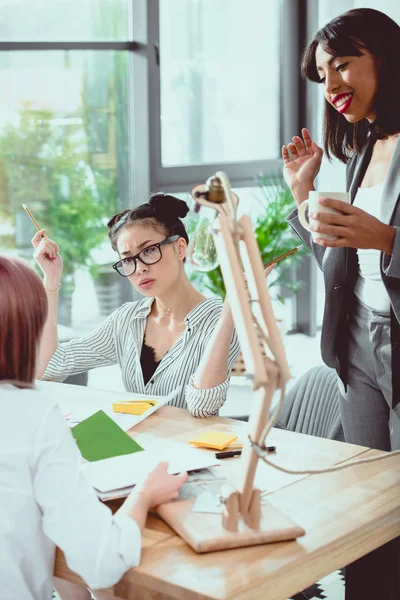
[32, 193, 241, 417]
[0, 255, 187, 598]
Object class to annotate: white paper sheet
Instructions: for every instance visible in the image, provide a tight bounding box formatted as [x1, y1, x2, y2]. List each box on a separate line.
[81, 439, 220, 493]
[35, 380, 180, 431]
[192, 490, 223, 514]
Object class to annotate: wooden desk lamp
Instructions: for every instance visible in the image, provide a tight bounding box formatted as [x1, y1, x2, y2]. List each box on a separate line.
[157, 172, 305, 552]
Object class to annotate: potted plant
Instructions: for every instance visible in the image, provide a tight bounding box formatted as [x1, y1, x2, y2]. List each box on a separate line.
[32, 110, 115, 325]
[187, 173, 306, 301]
[0, 105, 116, 325]
[186, 174, 308, 375]
[38, 175, 111, 325]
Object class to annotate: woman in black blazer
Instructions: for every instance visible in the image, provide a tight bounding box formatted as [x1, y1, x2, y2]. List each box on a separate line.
[283, 8, 400, 453]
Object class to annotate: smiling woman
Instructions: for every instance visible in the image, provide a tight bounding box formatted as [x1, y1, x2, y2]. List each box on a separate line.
[282, 7, 400, 454]
[32, 193, 241, 417]
[280, 9, 400, 599]
[301, 8, 400, 160]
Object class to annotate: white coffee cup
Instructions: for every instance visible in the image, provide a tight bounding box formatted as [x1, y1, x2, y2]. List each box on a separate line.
[298, 191, 350, 241]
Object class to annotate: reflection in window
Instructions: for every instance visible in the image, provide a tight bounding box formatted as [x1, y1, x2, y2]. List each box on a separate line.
[0, 0, 131, 41]
[0, 51, 129, 326]
[159, 0, 281, 167]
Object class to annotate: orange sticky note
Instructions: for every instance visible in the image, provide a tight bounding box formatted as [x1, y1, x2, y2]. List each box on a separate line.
[189, 431, 238, 451]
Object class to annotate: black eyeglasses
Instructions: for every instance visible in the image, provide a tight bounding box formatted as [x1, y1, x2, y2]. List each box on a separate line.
[112, 235, 179, 277]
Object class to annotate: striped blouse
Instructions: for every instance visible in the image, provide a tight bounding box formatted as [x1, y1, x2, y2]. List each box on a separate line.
[43, 297, 241, 417]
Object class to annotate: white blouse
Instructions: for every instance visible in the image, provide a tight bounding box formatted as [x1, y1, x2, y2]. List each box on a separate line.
[43, 297, 241, 417]
[0, 384, 141, 599]
[353, 182, 391, 313]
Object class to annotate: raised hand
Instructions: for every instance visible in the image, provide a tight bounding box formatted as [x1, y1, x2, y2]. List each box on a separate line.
[32, 229, 63, 285]
[282, 128, 323, 199]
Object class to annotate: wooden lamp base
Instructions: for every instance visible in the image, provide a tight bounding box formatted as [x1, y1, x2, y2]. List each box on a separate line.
[157, 493, 305, 554]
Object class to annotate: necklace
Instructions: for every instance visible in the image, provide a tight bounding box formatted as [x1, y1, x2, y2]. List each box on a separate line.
[157, 302, 172, 316]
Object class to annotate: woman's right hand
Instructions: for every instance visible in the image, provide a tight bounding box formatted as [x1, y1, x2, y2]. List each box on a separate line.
[282, 128, 323, 201]
[32, 229, 63, 284]
[136, 462, 188, 509]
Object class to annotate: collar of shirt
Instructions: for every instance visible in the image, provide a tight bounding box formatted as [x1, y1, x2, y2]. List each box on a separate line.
[130, 296, 223, 331]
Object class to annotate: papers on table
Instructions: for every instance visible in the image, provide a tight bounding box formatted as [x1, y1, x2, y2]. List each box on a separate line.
[81, 438, 220, 494]
[97, 467, 225, 502]
[72, 410, 144, 462]
[192, 490, 224, 514]
[36, 380, 179, 431]
[36, 381, 222, 503]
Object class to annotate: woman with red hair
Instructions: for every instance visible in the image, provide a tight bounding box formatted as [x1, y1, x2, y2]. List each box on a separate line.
[0, 255, 187, 599]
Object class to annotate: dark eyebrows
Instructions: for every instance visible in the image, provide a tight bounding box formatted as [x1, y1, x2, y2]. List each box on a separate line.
[120, 239, 155, 257]
[316, 54, 339, 72]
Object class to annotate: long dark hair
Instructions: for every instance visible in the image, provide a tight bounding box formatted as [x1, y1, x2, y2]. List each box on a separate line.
[302, 8, 400, 163]
[107, 193, 189, 252]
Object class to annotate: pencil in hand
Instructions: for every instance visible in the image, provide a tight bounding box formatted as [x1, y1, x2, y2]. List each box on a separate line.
[22, 204, 45, 238]
[263, 245, 302, 269]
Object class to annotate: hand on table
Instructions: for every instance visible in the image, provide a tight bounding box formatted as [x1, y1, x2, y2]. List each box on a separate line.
[137, 462, 188, 509]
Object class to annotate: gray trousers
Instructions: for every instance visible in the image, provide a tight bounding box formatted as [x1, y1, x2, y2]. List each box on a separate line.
[337, 297, 400, 599]
[338, 296, 400, 451]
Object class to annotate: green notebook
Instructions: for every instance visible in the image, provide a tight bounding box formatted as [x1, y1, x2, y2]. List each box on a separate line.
[72, 410, 144, 462]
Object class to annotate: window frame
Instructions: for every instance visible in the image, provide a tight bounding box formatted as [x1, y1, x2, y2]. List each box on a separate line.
[0, 0, 318, 331]
[147, 0, 301, 193]
[0, 0, 150, 305]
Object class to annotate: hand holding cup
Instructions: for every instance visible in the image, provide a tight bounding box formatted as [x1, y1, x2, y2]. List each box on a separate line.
[298, 192, 350, 241]
[297, 193, 395, 252]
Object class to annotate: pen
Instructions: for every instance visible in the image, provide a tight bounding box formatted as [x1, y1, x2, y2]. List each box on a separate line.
[215, 450, 242, 459]
[22, 204, 45, 238]
[263, 245, 302, 269]
[215, 446, 276, 459]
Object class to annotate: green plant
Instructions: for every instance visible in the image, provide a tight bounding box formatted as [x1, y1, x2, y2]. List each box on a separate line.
[187, 174, 308, 302]
[39, 171, 113, 277]
[0, 105, 116, 280]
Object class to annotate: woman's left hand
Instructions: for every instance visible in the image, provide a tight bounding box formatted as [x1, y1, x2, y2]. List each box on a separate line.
[309, 197, 396, 254]
[264, 264, 276, 278]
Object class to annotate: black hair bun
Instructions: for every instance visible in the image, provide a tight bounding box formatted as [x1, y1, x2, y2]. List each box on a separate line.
[148, 193, 189, 220]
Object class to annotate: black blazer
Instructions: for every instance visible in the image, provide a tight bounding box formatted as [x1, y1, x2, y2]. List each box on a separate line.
[287, 135, 400, 408]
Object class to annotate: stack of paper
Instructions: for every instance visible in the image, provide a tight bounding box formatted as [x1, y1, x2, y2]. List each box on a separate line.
[36, 380, 180, 431]
[81, 438, 220, 498]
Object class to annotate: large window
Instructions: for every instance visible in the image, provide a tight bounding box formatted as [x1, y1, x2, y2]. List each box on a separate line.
[0, 0, 131, 41]
[0, 1, 134, 329]
[150, 0, 283, 191]
[159, 0, 280, 167]
[0, 0, 312, 337]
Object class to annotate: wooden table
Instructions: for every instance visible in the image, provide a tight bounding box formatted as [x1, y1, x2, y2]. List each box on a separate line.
[54, 406, 400, 600]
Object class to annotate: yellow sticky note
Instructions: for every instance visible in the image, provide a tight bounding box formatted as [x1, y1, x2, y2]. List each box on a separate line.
[189, 431, 238, 451]
[227, 440, 243, 450]
[112, 400, 157, 416]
